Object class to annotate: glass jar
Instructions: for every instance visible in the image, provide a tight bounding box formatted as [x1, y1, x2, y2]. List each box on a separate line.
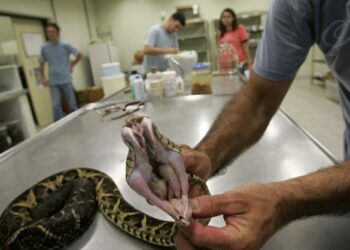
[191, 63, 212, 94]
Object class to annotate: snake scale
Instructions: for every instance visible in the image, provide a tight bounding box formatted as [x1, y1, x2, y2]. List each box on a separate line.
[0, 116, 210, 249]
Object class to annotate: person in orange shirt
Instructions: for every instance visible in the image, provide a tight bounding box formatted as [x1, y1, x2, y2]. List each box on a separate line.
[217, 8, 253, 73]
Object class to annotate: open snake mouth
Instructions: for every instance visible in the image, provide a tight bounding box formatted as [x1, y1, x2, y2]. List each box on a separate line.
[121, 115, 192, 226]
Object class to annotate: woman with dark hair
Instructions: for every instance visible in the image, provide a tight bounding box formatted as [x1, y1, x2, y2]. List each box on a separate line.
[217, 8, 253, 73]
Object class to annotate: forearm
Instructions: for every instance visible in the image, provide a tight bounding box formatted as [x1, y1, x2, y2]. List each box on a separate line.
[273, 162, 350, 226]
[71, 53, 82, 67]
[144, 45, 175, 55]
[39, 63, 46, 79]
[196, 86, 270, 175]
[243, 42, 253, 66]
[196, 72, 291, 176]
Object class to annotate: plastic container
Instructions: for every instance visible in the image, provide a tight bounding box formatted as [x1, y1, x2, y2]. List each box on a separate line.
[129, 73, 141, 86]
[101, 62, 121, 77]
[167, 51, 198, 89]
[102, 73, 126, 97]
[162, 70, 185, 98]
[191, 63, 212, 94]
[145, 67, 164, 100]
[130, 75, 146, 100]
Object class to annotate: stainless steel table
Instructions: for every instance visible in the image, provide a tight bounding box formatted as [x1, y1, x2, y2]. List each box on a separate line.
[1, 75, 348, 250]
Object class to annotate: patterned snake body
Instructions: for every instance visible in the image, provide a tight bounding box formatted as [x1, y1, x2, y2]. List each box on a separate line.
[0, 118, 209, 249]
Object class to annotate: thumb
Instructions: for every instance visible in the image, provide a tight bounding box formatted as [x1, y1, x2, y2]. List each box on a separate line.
[191, 193, 246, 218]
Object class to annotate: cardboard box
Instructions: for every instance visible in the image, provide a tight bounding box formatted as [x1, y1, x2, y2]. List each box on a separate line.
[76, 87, 104, 107]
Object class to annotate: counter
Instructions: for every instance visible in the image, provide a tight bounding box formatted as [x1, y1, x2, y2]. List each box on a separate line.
[0, 75, 347, 250]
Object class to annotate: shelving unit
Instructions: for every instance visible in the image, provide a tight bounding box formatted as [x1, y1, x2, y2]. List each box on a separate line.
[176, 4, 200, 20]
[310, 46, 329, 86]
[0, 64, 36, 153]
[309, 46, 339, 103]
[177, 18, 210, 63]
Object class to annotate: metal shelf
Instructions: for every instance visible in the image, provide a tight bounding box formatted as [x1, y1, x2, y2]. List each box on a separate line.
[0, 89, 27, 103]
[0, 64, 17, 71]
[177, 35, 207, 41]
[177, 19, 210, 62]
[186, 18, 205, 24]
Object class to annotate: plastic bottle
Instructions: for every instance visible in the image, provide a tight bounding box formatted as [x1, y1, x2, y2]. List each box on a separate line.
[131, 75, 146, 100]
[145, 67, 164, 100]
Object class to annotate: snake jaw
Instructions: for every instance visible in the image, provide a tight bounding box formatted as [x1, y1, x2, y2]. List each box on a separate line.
[121, 127, 142, 152]
[169, 196, 192, 226]
[141, 117, 157, 148]
[179, 217, 191, 227]
[122, 115, 193, 226]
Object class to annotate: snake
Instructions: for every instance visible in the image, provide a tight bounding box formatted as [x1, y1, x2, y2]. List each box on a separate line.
[0, 116, 210, 249]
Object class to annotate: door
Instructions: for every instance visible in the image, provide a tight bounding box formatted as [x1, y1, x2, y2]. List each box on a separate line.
[13, 18, 53, 127]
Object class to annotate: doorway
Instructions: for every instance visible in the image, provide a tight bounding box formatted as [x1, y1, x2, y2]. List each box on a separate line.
[13, 18, 53, 127]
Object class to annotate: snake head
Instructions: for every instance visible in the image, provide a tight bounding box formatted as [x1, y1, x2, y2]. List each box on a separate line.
[121, 115, 192, 226]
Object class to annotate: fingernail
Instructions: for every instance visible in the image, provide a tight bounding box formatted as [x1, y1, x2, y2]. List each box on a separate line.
[189, 199, 198, 211]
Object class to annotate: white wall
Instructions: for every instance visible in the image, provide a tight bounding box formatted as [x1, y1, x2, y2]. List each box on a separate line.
[95, 0, 174, 71]
[0, 0, 52, 18]
[52, 0, 96, 89]
[94, 0, 311, 77]
[0, 0, 98, 89]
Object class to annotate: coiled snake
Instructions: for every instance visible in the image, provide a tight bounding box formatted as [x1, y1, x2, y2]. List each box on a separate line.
[0, 115, 209, 249]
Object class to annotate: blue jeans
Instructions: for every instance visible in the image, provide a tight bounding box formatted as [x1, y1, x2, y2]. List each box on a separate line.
[49, 83, 77, 121]
[338, 83, 350, 160]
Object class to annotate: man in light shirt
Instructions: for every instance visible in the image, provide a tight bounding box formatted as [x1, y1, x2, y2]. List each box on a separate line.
[143, 12, 186, 73]
[40, 22, 82, 122]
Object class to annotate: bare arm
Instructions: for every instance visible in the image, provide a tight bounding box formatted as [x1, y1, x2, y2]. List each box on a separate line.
[177, 162, 350, 250]
[276, 161, 350, 222]
[39, 63, 49, 87]
[143, 45, 178, 55]
[39, 63, 45, 79]
[242, 41, 253, 69]
[71, 52, 82, 69]
[196, 70, 292, 176]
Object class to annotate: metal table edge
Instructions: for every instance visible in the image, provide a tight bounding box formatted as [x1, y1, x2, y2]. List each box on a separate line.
[0, 89, 338, 167]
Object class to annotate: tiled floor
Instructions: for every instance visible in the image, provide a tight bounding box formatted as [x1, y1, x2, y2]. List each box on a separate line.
[280, 77, 344, 162]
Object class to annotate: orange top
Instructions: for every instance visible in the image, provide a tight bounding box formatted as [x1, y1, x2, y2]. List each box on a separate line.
[218, 25, 249, 64]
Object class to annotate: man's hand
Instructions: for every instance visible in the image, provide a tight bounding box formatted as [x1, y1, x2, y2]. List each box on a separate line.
[248, 63, 253, 72]
[176, 183, 283, 250]
[144, 45, 178, 55]
[168, 48, 179, 54]
[70, 53, 82, 73]
[180, 145, 212, 181]
[175, 145, 213, 249]
[42, 77, 49, 87]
